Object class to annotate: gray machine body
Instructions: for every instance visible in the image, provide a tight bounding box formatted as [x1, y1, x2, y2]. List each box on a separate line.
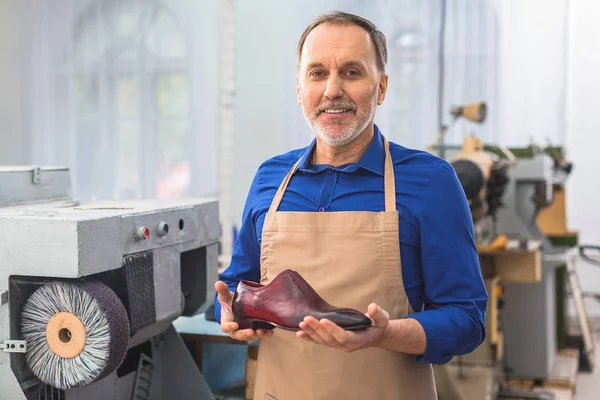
[440, 149, 569, 379]
[494, 155, 567, 379]
[0, 166, 218, 399]
[63, 326, 214, 400]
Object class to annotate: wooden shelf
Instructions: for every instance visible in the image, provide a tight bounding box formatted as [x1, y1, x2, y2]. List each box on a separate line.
[480, 249, 541, 283]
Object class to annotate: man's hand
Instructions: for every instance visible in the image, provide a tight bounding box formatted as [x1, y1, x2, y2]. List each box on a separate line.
[215, 281, 274, 341]
[297, 303, 389, 352]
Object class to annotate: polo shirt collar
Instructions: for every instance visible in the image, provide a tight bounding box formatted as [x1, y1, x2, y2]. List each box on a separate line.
[297, 125, 385, 176]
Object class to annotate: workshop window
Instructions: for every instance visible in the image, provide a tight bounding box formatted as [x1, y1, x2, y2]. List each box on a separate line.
[335, 0, 498, 149]
[65, 0, 192, 201]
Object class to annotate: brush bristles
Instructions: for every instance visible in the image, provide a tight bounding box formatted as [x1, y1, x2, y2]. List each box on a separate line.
[21, 282, 114, 390]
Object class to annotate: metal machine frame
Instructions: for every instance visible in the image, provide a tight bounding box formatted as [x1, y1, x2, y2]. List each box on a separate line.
[0, 166, 219, 400]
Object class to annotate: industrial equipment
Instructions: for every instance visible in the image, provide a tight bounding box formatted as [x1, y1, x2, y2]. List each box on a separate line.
[0, 166, 219, 400]
[427, 101, 487, 159]
[441, 142, 575, 379]
[448, 136, 513, 244]
[428, 101, 514, 244]
[493, 147, 567, 379]
[428, 103, 512, 400]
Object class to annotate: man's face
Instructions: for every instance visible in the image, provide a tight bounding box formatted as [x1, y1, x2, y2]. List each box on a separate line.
[297, 23, 388, 147]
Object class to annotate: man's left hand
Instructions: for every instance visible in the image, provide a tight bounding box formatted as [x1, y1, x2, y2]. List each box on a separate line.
[297, 303, 389, 353]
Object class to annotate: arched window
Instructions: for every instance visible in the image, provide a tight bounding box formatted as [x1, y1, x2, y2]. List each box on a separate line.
[65, 0, 192, 200]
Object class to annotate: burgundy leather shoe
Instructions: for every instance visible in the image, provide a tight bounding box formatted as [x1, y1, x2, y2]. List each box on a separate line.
[231, 269, 372, 331]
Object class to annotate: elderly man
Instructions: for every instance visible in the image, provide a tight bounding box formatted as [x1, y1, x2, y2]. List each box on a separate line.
[214, 11, 487, 400]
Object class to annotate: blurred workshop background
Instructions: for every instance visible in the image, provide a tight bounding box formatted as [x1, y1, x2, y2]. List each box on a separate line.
[1, 0, 600, 399]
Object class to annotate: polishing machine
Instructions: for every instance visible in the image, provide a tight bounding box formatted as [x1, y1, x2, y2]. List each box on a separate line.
[0, 166, 219, 400]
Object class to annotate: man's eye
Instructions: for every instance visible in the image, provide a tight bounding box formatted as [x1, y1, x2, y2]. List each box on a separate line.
[345, 70, 360, 76]
[310, 71, 324, 77]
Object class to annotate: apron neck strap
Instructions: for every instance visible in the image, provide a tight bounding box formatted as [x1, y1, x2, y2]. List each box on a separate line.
[268, 158, 302, 214]
[382, 136, 396, 212]
[268, 134, 397, 214]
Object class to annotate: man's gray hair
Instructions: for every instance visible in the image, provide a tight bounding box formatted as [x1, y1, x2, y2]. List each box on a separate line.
[297, 11, 388, 73]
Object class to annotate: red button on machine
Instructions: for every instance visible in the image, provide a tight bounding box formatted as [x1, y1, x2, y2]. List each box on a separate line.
[135, 226, 150, 241]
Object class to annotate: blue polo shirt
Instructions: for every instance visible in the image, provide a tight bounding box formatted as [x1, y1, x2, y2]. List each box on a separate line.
[215, 125, 487, 364]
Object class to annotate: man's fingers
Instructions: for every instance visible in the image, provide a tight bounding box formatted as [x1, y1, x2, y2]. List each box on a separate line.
[311, 319, 338, 344]
[321, 319, 348, 344]
[214, 281, 275, 341]
[299, 317, 327, 345]
[222, 324, 275, 341]
[220, 321, 239, 333]
[230, 329, 259, 341]
[255, 329, 274, 338]
[367, 303, 389, 327]
[215, 281, 233, 304]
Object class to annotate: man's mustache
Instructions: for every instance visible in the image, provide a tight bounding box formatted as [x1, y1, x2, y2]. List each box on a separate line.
[316, 101, 357, 114]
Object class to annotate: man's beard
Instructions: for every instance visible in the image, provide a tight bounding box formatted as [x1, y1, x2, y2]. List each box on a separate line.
[303, 94, 378, 147]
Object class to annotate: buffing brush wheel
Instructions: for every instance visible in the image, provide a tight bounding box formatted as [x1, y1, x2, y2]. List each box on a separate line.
[20, 281, 130, 390]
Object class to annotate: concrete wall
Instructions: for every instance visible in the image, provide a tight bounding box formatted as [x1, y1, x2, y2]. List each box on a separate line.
[0, 0, 25, 164]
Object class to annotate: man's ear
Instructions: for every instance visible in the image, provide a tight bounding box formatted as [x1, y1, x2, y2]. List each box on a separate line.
[377, 73, 389, 105]
[296, 76, 302, 105]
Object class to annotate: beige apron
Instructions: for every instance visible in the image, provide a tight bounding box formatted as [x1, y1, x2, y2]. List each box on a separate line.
[253, 137, 437, 400]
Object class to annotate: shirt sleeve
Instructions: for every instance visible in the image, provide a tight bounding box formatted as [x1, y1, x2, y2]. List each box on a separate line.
[406, 161, 488, 364]
[213, 167, 263, 324]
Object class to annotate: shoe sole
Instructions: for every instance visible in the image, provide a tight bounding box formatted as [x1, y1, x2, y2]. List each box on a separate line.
[233, 317, 370, 332]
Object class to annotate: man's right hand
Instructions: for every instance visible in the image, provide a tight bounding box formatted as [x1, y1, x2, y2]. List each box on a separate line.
[215, 281, 274, 341]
